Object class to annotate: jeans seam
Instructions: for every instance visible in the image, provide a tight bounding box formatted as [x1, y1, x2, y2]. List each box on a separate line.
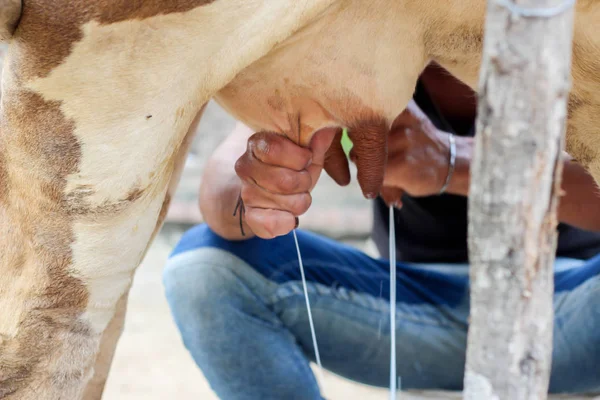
[269, 258, 389, 282]
[268, 280, 459, 329]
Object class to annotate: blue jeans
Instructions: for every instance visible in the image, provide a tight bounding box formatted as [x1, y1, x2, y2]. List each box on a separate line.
[163, 224, 600, 400]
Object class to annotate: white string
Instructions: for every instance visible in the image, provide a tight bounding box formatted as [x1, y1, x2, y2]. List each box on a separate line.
[293, 205, 397, 398]
[495, 0, 576, 18]
[389, 206, 397, 400]
[293, 229, 326, 390]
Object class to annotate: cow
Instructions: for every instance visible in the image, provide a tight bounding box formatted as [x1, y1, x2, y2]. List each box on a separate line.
[0, 0, 598, 399]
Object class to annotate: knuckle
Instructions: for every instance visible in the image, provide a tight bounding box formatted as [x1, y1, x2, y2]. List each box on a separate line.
[289, 193, 312, 215]
[240, 184, 257, 204]
[234, 156, 249, 177]
[276, 171, 300, 192]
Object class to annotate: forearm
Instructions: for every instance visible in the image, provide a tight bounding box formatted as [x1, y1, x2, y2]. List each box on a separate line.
[199, 165, 254, 241]
[556, 160, 600, 232]
[199, 124, 255, 240]
[443, 135, 600, 231]
[444, 135, 473, 197]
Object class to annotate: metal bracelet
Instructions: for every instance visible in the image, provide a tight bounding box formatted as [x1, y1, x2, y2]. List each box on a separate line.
[495, 0, 576, 19]
[439, 134, 456, 195]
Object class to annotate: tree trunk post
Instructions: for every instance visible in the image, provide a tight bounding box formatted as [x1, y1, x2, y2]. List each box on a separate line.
[464, 1, 576, 399]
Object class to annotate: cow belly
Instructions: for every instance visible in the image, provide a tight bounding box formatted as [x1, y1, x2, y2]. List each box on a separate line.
[215, 1, 426, 145]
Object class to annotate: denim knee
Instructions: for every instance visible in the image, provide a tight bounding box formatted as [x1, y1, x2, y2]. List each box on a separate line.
[163, 247, 284, 367]
[163, 246, 277, 329]
[163, 252, 235, 329]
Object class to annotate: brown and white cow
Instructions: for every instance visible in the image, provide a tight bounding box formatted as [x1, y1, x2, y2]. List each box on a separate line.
[0, 0, 599, 399]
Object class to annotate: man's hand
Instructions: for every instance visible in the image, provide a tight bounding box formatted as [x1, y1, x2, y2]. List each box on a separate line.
[380, 100, 456, 207]
[234, 129, 337, 239]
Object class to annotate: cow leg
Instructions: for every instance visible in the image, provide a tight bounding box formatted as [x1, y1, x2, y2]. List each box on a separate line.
[0, 98, 204, 397]
[0, 84, 205, 398]
[0, 38, 209, 397]
[80, 107, 204, 400]
[81, 292, 129, 400]
[0, 1, 341, 397]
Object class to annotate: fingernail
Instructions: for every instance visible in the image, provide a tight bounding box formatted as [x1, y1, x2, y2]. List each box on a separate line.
[394, 201, 403, 208]
[365, 192, 377, 199]
[294, 217, 299, 229]
[306, 157, 312, 168]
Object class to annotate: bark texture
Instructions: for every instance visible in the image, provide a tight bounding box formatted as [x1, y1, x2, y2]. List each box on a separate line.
[464, 1, 575, 399]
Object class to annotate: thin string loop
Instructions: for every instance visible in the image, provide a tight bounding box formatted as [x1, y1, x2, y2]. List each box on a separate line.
[389, 206, 397, 400]
[293, 230, 325, 390]
[495, 0, 576, 18]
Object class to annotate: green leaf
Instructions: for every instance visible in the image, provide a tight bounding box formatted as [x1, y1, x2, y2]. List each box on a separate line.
[341, 128, 353, 158]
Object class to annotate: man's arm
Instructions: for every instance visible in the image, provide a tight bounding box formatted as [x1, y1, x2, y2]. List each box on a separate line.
[446, 139, 600, 232]
[199, 122, 336, 240]
[383, 102, 600, 232]
[199, 123, 255, 240]
[557, 160, 600, 231]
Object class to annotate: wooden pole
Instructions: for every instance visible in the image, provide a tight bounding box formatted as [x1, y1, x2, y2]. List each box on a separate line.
[464, 1, 576, 399]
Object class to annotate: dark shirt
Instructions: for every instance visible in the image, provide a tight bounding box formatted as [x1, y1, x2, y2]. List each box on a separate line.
[372, 81, 600, 262]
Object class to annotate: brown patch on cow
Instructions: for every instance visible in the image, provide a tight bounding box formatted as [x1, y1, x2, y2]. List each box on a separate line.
[0, 148, 7, 203]
[15, 0, 216, 80]
[64, 184, 95, 210]
[94, 0, 217, 24]
[9, 92, 80, 177]
[0, 88, 90, 394]
[66, 196, 143, 216]
[0, 310, 94, 398]
[125, 187, 144, 202]
[0, 0, 21, 41]
[64, 184, 149, 216]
